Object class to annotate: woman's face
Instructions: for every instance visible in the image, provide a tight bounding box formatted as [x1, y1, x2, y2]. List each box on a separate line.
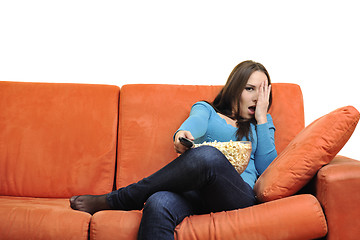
[239, 71, 268, 119]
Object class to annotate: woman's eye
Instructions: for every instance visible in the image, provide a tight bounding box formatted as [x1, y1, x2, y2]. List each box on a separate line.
[245, 87, 254, 91]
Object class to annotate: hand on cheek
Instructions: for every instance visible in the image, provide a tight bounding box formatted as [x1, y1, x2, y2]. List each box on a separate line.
[255, 81, 271, 125]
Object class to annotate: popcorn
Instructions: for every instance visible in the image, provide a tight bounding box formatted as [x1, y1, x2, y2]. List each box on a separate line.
[194, 141, 252, 174]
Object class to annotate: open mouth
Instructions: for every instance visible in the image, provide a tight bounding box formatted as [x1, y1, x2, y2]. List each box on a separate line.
[248, 106, 256, 114]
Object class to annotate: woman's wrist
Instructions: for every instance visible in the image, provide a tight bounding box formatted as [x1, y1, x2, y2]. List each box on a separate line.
[256, 116, 268, 125]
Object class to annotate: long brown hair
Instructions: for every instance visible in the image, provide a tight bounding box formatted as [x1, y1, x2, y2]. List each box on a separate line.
[212, 60, 272, 140]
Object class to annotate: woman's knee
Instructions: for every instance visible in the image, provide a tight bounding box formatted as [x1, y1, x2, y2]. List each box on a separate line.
[139, 192, 193, 239]
[144, 191, 175, 212]
[143, 191, 192, 223]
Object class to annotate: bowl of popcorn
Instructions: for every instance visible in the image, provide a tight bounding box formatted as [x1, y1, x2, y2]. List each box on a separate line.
[194, 141, 252, 174]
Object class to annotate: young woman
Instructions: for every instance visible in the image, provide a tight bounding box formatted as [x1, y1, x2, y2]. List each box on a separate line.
[70, 60, 277, 240]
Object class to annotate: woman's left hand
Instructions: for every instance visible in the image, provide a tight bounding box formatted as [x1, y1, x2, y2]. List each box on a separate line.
[255, 80, 271, 125]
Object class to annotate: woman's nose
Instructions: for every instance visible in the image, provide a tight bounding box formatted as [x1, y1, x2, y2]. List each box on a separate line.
[252, 91, 259, 102]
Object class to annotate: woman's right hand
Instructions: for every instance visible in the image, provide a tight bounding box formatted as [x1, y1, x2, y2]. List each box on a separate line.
[174, 130, 194, 154]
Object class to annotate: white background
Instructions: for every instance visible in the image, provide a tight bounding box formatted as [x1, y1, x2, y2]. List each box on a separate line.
[1, 1, 359, 160]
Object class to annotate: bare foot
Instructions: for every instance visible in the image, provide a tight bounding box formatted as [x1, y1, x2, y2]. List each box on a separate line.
[69, 194, 111, 215]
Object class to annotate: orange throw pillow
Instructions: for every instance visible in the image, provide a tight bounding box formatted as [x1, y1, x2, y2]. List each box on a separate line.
[254, 106, 360, 202]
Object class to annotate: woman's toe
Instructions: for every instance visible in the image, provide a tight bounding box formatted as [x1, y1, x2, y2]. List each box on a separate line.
[69, 196, 80, 209]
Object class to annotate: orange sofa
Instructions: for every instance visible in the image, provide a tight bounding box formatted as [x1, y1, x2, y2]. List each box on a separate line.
[0, 81, 359, 240]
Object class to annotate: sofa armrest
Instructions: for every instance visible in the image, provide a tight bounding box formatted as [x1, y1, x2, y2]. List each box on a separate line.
[315, 155, 360, 240]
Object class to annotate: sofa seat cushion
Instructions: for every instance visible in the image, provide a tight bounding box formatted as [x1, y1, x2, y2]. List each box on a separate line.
[88, 195, 326, 240]
[255, 106, 360, 202]
[177, 194, 326, 240]
[0, 196, 91, 240]
[90, 210, 142, 240]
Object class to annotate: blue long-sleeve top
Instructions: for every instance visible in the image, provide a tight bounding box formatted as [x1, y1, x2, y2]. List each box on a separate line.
[176, 101, 277, 188]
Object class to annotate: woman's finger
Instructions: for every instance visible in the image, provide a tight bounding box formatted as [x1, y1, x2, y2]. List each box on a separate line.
[184, 131, 194, 141]
[267, 84, 271, 100]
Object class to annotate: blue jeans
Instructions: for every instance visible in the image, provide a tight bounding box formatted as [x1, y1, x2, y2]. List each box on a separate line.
[107, 146, 256, 240]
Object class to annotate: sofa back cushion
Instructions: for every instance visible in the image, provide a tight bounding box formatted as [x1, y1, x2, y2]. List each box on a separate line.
[0, 81, 119, 197]
[116, 83, 304, 188]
